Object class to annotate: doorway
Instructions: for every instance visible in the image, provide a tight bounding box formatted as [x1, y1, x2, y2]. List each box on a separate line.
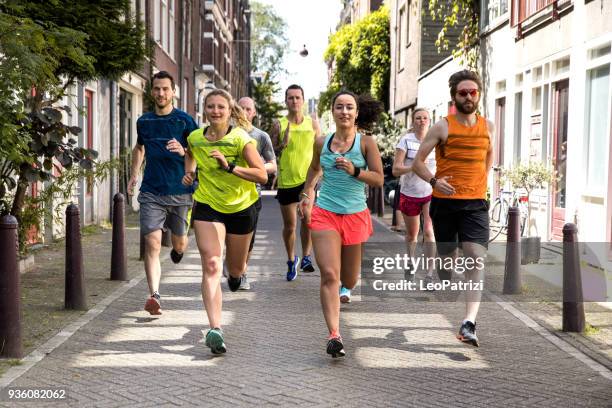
[550, 79, 569, 241]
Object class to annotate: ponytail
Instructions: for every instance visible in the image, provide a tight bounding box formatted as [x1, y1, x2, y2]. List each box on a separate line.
[231, 103, 253, 132]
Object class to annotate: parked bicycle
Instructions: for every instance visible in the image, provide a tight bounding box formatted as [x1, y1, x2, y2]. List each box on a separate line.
[489, 188, 528, 242]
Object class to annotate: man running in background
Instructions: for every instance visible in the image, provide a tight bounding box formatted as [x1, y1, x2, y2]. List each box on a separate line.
[237, 96, 277, 290]
[270, 84, 321, 281]
[128, 71, 198, 315]
[412, 70, 494, 347]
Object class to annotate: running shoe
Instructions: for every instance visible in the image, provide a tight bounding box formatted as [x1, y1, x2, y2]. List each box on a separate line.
[170, 249, 183, 264]
[205, 328, 227, 354]
[286, 256, 299, 281]
[300, 255, 315, 272]
[339, 286, 351, 304]
[144, 292, 162, 315]
[227, 274, 242, 292]
[238, 274, 251, 290]
[326, 335, 346, 358]
[456, 320, 479, 347]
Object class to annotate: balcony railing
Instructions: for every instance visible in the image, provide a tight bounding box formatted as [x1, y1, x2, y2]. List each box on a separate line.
[511, 0, 558, 26]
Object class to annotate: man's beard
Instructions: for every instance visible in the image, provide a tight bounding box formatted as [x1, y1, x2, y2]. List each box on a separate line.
[455, 99, 478, 114]
[155, 99, 171, 110]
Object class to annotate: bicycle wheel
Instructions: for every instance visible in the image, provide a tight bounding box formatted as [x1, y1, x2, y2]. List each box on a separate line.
[489, 199, 509, 242]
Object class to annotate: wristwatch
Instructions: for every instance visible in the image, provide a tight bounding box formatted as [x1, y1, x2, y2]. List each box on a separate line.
[429, 177, 437, 187]
[226, 163, 236, 173]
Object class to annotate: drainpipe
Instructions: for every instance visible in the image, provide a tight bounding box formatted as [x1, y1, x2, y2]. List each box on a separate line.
[178, 0, 184, 111]
[109, 80, 116, 221]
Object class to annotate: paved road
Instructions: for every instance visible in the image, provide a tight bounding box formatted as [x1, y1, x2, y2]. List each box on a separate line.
[1, 195, 611, 407]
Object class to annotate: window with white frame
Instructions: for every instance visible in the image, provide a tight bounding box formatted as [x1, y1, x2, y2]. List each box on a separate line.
[584, 64, 610, 195]
[480, 0, 509, 30]
[154, 0, 175, 59]
[397, 5, 405, 71]
[405, 0, 411, 47]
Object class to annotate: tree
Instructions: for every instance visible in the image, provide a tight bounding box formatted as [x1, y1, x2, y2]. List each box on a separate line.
[425, 0, 480, 69]
[319, 5, 390, 115]
[251, 72, 285, 134]
[250, 1, 290, 79]
[249, 1, 289, 130]
[0, 0, 146, 250]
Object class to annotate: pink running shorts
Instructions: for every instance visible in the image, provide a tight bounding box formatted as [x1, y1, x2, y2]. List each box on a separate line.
[308, 206, 373, 245]
[398, 193, 432, 217]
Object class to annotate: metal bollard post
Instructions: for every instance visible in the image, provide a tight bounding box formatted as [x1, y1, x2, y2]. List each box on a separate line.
[110, 193, 127, 280]
[562, 223, 585, 332]
[65, 204, 87, 310]
[0, 215, 22, 358]
[503, 207, 522, 294]
[367, 186, 375, 212]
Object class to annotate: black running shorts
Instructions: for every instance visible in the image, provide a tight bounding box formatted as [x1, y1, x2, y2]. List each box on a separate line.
[192, 201, 258, 235]
[429, 197, 489, 254]
[275, 183, 305, 206]
[248, 198, 263, 252]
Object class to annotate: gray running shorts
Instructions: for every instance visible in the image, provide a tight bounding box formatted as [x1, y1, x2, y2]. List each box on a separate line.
[138, 192, 192, 236]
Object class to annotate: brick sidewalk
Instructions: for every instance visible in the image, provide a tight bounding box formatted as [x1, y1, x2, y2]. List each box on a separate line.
[1, 195, 611, 407]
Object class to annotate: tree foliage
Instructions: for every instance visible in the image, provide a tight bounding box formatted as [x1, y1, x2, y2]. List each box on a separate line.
[426, 0, 480, 69]
[250, 1, 289, 79]
[249, 1, 288, 132]
[319, 5, 390, 115]
[0, 0, 146, 250]
[251, 72, 285, 134]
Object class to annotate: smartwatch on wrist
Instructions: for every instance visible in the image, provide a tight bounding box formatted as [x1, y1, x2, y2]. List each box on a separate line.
[226, 163, 236, 173]
[429, 177, 437, 187]
[352, 167, 361, 178]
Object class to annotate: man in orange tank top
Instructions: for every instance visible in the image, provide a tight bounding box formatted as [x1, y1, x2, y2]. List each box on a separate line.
[412, 70, 495, 347]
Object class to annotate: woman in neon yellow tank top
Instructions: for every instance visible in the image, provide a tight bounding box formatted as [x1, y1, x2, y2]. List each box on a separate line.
[298, 91, 384, 358]
[182, 89, 267, 355]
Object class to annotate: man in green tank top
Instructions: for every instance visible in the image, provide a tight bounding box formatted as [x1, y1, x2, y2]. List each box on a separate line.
[270, 84, 321, 281]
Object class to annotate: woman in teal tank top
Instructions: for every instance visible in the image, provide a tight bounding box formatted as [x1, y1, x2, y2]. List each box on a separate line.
[298, 91, 384, 358]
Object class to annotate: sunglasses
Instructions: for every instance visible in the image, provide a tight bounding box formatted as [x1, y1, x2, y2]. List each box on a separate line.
[456, 89, 479, 98]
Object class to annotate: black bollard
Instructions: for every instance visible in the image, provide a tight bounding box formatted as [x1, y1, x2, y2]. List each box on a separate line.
[503, 207, 522, 294]
[562, 223, 585, 332]
[65, 204, 87, 310]
[0, 215, 22, 358]
[110, 193, 128, 281]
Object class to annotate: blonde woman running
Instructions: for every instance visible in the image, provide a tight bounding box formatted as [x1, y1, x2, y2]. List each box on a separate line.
[182, 89, 267, 354]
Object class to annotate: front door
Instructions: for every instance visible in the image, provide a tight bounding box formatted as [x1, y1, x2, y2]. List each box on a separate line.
[551, 80, 569, 241]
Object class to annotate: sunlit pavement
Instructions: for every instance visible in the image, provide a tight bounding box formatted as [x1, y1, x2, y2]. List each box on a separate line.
[2, 195, 611, 407]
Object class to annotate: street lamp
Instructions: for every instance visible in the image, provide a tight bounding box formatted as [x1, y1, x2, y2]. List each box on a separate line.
[298, 44, 309, 57]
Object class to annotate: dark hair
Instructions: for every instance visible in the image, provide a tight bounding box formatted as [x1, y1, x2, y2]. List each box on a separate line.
[355, 94, 383, 131]
[330, 90, 383, 132]
[152, 71, 175, 90]
[285, 84, 304, 99]
[448, 70, 482, 98]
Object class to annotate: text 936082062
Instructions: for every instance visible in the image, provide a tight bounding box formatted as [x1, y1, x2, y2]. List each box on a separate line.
[2, 388, 67, 401]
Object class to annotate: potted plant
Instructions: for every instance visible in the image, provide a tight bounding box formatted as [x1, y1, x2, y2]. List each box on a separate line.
[502, 161, 557, 264]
